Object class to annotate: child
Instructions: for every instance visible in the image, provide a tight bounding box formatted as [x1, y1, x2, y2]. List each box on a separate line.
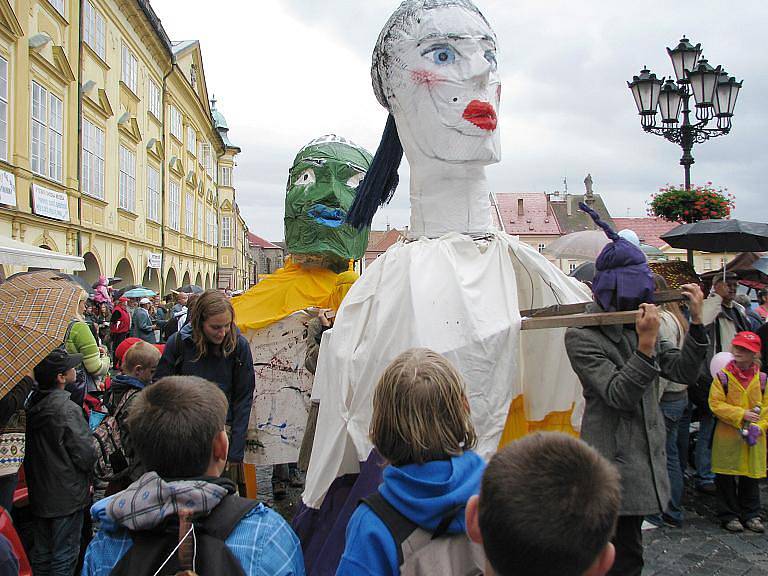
[709, 331, 768, 533]
[465, 433, 620, 576]
[336, 348, 485, 576]
[27, 347, 98, 576]
[104, 341, 161, 494]
[82, 376, 304, 575]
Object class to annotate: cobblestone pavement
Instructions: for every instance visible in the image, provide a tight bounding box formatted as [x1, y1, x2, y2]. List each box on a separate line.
[642, 481, 768, 575]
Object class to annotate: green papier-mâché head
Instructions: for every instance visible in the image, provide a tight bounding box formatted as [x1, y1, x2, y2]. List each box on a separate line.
[285, 135, 373, 267]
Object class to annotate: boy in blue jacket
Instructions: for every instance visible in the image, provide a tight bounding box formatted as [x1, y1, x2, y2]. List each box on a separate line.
[337, 348, 485, 575]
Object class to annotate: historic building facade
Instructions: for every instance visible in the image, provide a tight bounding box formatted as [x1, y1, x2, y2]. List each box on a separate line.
[0, 0, 249, 291]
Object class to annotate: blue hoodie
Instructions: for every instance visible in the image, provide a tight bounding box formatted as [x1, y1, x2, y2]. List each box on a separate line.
[336, 451, 485, 576]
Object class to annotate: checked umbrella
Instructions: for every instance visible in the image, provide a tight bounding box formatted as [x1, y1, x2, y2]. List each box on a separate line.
[0, 271, 83, 400]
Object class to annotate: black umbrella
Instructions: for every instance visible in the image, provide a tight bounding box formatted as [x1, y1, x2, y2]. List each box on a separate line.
[177, 284, 204, 294]
[91, 276, 122, 288]
[660, 219, 768, 253]
[569, 261, 596, 283]
[59, 274, 95, 296]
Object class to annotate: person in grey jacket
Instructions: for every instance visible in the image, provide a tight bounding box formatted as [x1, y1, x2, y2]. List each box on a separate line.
[566, 286, 707, 576]
[567, 202, 709, 576]
[28, 348, 98, 576]
[131, 298, 156, 344]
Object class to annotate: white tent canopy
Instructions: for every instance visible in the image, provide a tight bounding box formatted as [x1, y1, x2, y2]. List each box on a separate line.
[0, 235, 85, 273]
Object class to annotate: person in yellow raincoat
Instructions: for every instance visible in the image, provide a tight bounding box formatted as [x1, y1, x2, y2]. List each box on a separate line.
[709, 331, 768, 534]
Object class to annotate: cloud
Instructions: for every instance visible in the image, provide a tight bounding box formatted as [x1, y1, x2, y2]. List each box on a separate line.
[154, 0, 768, 240]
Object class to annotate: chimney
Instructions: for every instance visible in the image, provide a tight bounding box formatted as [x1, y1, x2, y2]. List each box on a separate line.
[517, 198, 524, 217]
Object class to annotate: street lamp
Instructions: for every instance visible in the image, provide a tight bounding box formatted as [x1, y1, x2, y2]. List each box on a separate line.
[627, 36, 743, 191]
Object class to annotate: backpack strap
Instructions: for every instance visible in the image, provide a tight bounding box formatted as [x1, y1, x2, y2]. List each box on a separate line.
[716, 371, 729, 396]
[199, 494, 259, 541]
[361, 493, 417, 567]
[760, 372, 767, 394]
[431, 504, 464, 540]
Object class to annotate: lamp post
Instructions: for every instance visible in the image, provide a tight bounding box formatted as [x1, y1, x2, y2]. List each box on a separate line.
[627, 37, 743, 190]
[628, 37, 743, 264]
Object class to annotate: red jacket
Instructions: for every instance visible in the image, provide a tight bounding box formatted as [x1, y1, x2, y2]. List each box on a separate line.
[110, 305, 131, 335]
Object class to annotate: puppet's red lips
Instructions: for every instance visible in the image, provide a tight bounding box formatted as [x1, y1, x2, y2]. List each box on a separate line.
[462, 100, 497, 131]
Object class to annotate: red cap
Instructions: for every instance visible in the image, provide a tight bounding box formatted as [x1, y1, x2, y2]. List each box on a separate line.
[118, 296, 128, 303]
[114, 337, 142, 368]
[732, 331, 762, 354]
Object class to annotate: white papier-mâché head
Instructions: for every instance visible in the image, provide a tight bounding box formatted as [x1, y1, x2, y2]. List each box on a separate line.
[372, 0, 500, 165]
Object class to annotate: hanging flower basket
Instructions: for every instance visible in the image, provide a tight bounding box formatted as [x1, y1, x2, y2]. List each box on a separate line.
[648, 183, 734, 224]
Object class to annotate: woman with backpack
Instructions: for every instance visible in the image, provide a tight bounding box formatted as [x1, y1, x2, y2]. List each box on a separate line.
[336, 348, 485, 576]
[154, 290, 255, 466]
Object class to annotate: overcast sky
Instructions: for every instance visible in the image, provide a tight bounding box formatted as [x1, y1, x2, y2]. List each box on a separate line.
[153, 0, 768, 242]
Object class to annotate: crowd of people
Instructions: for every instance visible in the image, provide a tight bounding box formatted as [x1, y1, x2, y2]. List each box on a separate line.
[0, 268, 762, 576]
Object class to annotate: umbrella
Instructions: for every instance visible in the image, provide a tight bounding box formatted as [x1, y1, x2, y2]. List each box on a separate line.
[176, 284, 204, 294]
[0, 271, 82, 399]
[660, 219, 768, 253]
[751, 257, 768, 277]
[544, 230, 609, 261]
[569, 261, 596, 283]
[61, 274, 95, 296]
[122, 287, 157, 299]
[640, 244, 666, 260]
[90, 277, 122, 288]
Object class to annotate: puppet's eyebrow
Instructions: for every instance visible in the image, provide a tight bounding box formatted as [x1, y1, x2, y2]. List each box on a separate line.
[417, 33, 495, 44]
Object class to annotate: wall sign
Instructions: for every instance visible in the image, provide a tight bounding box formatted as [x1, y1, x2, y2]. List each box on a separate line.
[0, 170, 15, 206]
[32, 184, 69, 221]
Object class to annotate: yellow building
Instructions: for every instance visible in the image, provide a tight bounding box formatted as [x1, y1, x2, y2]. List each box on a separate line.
[212, 98, 250, 291]
[0, 0, 250, 292]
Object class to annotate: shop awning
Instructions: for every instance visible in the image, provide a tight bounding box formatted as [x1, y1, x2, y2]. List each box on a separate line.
[0, 235, 85, 273]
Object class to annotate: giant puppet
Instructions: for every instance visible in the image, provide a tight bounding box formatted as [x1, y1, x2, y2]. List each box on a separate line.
[232, 135, 372, 466]
[297, 2, 592, 564]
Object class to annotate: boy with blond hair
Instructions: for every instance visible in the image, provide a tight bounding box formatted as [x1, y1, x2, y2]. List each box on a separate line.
[466, 433, 621, 576]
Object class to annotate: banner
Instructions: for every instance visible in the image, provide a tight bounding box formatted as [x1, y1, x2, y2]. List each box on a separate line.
[32, 184, 69, 221]
[147, 252, 162, 269]
[0, 170, 15, 206]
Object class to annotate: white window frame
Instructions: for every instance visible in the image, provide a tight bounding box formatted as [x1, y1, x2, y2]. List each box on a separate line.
[221, 216, 232, 247]
[146, 166, 160, 223]
[81, 119, 105, 200]
[186, 126, 196, 156]
[537, 243, 546, 254]
[568, 262, 577, 273]
[168, 180, 180, 231]
[121, 43, 138, 94]
[31, 82, 63, 183]
[206, 209, 214, 245]
[220, 166, 232, 187]
[0, 56, 7, 162]
[197, 200, 204, 240]
[148, 79, 161, 119]
[118, 145, 136, 212]
[185, 192, 194, 236]
[83, 1, 106, 60]
[47, 0, 64, 16]
[169, 106, 182, 140]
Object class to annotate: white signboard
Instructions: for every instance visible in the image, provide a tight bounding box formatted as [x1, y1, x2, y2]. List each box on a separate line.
[0, 170, 15, 206]
[148, 252, 162, 269]
[243, 311, 313, 465]
[32, 184, 69, 221]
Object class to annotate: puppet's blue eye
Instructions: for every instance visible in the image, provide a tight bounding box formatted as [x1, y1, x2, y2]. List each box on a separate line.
[427, 45, 456, 65]
[484, 50, 497, 72]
